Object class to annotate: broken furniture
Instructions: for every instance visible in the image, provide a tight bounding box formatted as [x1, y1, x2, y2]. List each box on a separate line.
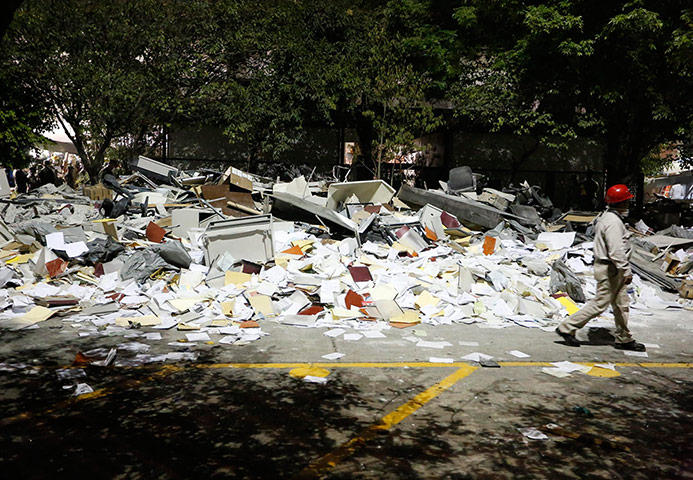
[397, 184, 525, 230]
[202, 214, 275, 265]
[130, 155, 180, 184]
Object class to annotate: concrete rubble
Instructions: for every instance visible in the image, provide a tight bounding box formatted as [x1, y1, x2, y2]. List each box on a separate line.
[0, 164, 691, 369]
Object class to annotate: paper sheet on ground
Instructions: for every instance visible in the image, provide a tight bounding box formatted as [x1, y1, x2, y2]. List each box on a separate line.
[321, 352, 345, 360]
[461, 352, 493, 362]
[507, 350, 530, 358]
[429, 357, 454, 363]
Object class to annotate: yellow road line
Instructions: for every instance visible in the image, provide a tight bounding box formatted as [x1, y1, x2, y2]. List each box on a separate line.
[0, 365, 181, 426]
[2, 361, 689, 426]
[638, 363, 692, 368]
[190, 361, 693, 369]
[194, 362, 475, 369]
[20, 361, 693, 371]
[292, 365, 478, 480]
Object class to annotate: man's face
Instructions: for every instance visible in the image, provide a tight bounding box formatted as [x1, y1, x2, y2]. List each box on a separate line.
[612, 199, 631, 216]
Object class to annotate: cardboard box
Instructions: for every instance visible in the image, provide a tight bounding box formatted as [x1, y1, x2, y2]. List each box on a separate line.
[478, 188, 514, 211]
[680, 278, 693, 299]
[83, 184, 112, 201]
[219, 167, 254, 192]
[660, 252, 681, 275]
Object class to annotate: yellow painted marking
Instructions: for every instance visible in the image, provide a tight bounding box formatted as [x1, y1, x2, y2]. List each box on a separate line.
[192, 362, 477, 369]
[2, 361, 689, 427]
[13, 361, 693, 372]
[292, 365, 477, 480]
[289, 366, 330, 378]
[585, 367, 621, 377]
[639, 363, 692, 368]
[0, 365, 181, 426]
[191, 361, 693, 369]
[498, 362, 553, 367]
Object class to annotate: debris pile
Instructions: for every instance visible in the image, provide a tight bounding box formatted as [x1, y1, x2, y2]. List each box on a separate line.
[0, 161, 690, 369]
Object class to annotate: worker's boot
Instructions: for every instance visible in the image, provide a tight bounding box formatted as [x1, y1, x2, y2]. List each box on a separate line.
[555, 328, 580, 347]
[614, 341, 646, 352]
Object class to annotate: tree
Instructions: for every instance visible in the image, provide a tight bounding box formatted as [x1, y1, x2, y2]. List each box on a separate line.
[0, 69, 50, 168]
[451, 1, 693, 201]
[216, 0, 449, 179]
[2, 0, 224, 182]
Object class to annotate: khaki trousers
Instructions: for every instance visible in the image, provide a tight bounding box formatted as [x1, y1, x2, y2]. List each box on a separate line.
[558, 261, 634, 344]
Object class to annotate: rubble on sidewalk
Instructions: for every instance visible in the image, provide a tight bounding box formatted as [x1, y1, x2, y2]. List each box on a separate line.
[0, 164, 690, 371]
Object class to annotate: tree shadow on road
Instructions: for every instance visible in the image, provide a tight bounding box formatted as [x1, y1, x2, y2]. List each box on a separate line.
[0, 362, 375, 479]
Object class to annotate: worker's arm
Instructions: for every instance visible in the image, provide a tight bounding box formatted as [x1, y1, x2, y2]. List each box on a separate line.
[603, 220, 633, 279]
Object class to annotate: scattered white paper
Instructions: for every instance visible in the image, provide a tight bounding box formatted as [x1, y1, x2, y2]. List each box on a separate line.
[219, 325, 241, 335]
[343, 333, 363, 341]
[117, 342, 151, 353]
[550, 361, 591, 374]
[64, 241, 89, 258]
[166, 352, 199, 362]
[45, 232, 65, 250]
[185, 332, 211, 342]
[428, 357, 454, 363]
[361, 330, 386, 339]
[461, 352, 493, 362]
[507, 350, 530, 358]
[324, 328, 345, 338]
[303, 375, 328, 384]
[458, 341, 480, 347]
[416, 340, 452, 349]
[623, 350, 649, 358]
[256, 281, 277, 297]
[319, 279, 340, 304]
[321, 352, 345, 361]
[537, 232, 576, 250]
[542, 367, 572, 378]
[74, 383, 94, 396]
[517, 427, 549, 440]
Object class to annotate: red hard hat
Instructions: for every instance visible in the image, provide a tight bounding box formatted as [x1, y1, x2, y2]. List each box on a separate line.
[605, 184, 634, 204]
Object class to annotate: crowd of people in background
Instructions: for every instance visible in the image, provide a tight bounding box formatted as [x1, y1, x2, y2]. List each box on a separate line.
[7, 156, 129, 194]
[9, 155, 85, 194]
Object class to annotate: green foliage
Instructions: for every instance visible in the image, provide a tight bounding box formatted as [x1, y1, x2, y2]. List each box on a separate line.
[3, 0, 690, 185]
[2, 0, 225, 182]
[215, 0, 448, 175]
[449, 1, 693, 181]
[0, 44, 51, 168]
[0, 108, 45, 168]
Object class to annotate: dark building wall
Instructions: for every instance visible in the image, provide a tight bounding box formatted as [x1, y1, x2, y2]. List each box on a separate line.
[168, 126, 340, 179]
[449, 132, 606, 209]
[167, 125, 608, 208]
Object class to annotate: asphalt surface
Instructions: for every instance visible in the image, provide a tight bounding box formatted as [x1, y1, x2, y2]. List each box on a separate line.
[0, 289, 691, 479]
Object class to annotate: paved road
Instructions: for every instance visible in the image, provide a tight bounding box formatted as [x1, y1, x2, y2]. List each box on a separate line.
[0, 290, 691, 479]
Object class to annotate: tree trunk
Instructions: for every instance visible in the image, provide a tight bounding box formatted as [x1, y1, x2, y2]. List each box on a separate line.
[84, 161, 101, 186]
[58, 115, 111, 185]
[67, 134, 98, 185]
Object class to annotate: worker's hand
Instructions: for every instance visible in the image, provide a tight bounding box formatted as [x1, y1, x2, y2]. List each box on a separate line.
[624, 274, 633, 285]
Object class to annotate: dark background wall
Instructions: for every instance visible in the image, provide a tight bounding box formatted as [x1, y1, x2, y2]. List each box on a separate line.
[167, 125, 607, 208]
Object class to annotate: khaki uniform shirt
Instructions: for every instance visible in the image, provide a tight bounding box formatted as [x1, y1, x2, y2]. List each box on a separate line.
[592, 209, 632, 276]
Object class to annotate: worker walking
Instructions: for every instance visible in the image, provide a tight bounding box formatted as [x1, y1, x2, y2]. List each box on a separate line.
[556, 184, 645, 351]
